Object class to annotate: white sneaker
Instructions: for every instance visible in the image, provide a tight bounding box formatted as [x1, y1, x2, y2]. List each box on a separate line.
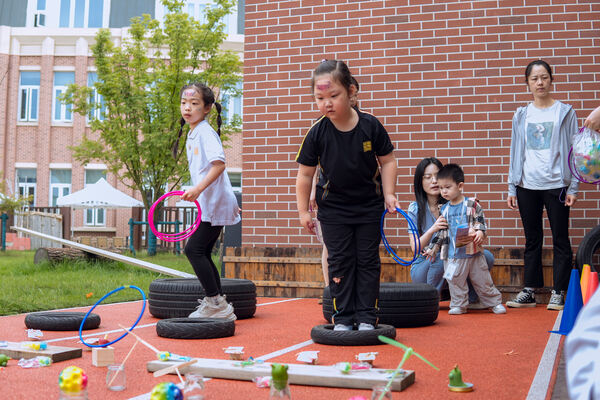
[333, 324, 352, 331]
[189, 295, 237, 321]
[492, 304, 507, 314]
[358, 323, 375, 331]
[448, 307, 466, 315]
[188, 298, 210, 318]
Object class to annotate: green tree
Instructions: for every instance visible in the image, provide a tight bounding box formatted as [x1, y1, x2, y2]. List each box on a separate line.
[62, 0, 242, 211]
[0, 175, 31, 215]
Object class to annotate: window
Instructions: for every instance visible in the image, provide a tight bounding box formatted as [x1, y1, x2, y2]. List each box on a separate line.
[53, 72, 75, 123]
[34, 0, 47, 26]
[87, 72, 105, 121]
[16, 169, 37, 206]
[177, 1, 239, 35]
[221, 81, 242, 124]
[50, 170, 72, 207]
[60, 0, 104, 28]
[18, 71, 40, 122]
[84, 169, 106, 226]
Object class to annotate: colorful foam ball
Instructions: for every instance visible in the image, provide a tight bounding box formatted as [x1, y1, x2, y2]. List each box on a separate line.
[58, 366, 88, 393]
[150, 382, 183, 400]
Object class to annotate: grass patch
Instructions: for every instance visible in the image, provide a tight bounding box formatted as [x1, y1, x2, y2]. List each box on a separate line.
[0, 249, 216, 316]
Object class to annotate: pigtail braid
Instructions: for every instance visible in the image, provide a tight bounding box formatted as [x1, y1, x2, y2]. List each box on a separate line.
[214, 101, 222, 137]
[171, 117, 186, 160]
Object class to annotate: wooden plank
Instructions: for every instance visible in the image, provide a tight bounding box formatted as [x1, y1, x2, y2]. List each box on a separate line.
[146, 358, 415, 391]
[0, 342, 82, 363]
[251, 280, 325, 289]
[12, 227, 195, 278]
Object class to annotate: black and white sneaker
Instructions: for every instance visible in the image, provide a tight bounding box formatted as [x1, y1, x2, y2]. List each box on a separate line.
[506, 288, 536, 308]
[547, 290, 565, 311]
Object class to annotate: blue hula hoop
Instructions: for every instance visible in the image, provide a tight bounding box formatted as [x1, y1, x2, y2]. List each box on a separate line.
[381, 207, 421, 266]
[79, 285, 146, 348]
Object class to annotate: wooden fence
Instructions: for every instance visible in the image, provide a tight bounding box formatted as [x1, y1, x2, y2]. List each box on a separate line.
[14, 210, 63, 249]
[223, 246, 557, 303]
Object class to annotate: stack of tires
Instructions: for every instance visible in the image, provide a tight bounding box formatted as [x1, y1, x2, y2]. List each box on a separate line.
[148, 278, 257, 320]
[322, 282, 439, 328]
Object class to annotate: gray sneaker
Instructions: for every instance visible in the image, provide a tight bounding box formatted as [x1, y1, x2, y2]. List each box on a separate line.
[506, 289, 536, 308]
[547, 290, 565, 311]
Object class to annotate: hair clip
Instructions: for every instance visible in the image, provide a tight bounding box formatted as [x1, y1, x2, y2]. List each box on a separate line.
[321, 59, 327, 63]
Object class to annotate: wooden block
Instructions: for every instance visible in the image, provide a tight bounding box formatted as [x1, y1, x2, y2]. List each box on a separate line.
[147, 358, 415, 391]
[92, 347, 115, 367]
[0, 342, 81, 363]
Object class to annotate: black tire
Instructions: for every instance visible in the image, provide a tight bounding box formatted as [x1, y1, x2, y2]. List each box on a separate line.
[576, 225, 600, 273]
[24, 312, 101, 331]
[310, 324, 396, 346]
[322, 282, 439, 328]
[156, 318, 235, 339]
[148, 278, 256, 320]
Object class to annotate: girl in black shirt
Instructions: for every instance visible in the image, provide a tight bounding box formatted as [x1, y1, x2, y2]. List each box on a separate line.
[296, 60, 399, 331]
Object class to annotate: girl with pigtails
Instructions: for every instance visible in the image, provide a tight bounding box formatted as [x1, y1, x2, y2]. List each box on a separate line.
[172, 82, 240, 321]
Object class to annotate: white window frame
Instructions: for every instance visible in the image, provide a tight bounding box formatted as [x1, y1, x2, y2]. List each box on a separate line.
[18, 71, 40, 123]
[18, 86, 40, 122]
[87, 72, 105, 122]
[84, 169, 106, 226]
[53, 72, 74, 124]
[155, 0, 241, 38]
[16, 169, 37, 207]
[58, 0, 110, 28]
[49, 169, 72, 207]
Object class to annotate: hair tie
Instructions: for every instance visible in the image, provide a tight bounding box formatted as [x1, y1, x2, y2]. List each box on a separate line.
[321, 59, 327, 63]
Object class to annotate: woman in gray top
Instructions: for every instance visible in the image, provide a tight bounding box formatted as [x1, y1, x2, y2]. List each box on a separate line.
[505, 60, 579, 311]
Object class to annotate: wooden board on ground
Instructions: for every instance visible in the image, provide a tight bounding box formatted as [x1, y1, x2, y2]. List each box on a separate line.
[147, 358, 415, 391]
[0, 342, 82, 363]
[12, 227, 194, 278]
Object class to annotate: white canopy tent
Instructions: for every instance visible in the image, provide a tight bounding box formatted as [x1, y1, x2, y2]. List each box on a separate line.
[57, 178, 143, 209]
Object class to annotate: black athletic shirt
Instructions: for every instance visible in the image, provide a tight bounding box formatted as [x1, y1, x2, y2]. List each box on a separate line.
[296, 110, 394, 224]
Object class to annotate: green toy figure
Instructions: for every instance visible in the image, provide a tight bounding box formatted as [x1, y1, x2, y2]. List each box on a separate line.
[269, 363, 291, 399]
[448, 365, 474, 392]
[0, 354, 10, 367]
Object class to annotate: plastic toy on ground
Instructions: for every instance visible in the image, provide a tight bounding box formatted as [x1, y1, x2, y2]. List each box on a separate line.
[58, 366, 88, 394]
[18, 356, 51, 368]
[79, 285, 146, 348]
[0, 354, 10, 366]
[550, 268, 584, 335]
[448, 365, 474, 392]
[270, 363, 291, 399]
[377, 335, 439, 400]
[150, 382, 183, 400]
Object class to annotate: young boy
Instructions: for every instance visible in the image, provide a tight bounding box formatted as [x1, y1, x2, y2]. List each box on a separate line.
[423, 163, 506, 315]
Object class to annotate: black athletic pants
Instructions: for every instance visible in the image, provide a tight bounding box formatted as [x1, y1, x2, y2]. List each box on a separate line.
[516, 186, 572, 291]
[184, 221, 224, 297]
[320, 221, 381, 326]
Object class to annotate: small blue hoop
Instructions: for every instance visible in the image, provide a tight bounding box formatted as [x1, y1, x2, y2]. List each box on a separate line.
[79, 285, 146, 348]
[381, 207, 421, 266]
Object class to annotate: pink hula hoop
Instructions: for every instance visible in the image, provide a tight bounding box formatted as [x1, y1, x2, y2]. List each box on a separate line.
[148, 191, 202, 242]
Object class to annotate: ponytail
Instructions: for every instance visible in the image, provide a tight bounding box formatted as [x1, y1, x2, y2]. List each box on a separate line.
[172, 117, 186, 160]
[214, 102, 222, 137]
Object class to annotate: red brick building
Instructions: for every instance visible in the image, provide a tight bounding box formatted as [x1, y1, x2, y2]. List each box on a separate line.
[241, 0, 600, 251]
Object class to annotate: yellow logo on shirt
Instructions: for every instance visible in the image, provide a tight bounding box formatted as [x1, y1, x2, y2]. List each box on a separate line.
[363, 141, 372, 152]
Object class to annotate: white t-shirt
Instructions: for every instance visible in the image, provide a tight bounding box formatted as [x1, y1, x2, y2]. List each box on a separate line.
[186, 120, 241, 226]
[521, 102, 563, 190]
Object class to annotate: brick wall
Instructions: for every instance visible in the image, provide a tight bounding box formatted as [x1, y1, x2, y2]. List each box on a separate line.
[242, 0, 600, 250]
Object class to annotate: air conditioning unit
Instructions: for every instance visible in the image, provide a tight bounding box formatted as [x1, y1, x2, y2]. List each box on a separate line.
[34, 13, 46, 27]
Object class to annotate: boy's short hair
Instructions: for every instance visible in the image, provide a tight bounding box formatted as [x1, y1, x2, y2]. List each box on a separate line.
[437, 163, 464, 184]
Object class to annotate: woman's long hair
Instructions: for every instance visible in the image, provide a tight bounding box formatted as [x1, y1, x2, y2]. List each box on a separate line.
[413, 157, 445, 236]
